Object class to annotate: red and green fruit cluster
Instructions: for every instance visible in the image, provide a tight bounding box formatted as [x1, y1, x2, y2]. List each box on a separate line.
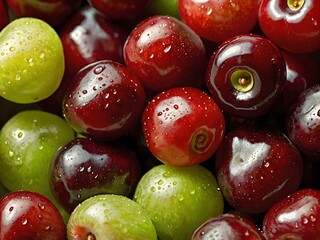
[0, 0, 319, 239]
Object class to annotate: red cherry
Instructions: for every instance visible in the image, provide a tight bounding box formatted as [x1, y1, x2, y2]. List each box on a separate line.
[142, 86, 225, 167]
[124, 15, 206, 94]
[192, 213, 265, 240]
[178, 0, 261, 43]
[0, 0, 9, 30]
[215, 126, 303, 214]
[0, 191, 66, 240]
[286, 84, 320, 162]
[206, 34, 286, 118]
[88, 0, 152, 21]
[258, 0, 320, 53]
[49, 137, 141, 213]
[6, 0, 83, 26]
[62, 60, 146, 141]
[263, 188, 320, 239]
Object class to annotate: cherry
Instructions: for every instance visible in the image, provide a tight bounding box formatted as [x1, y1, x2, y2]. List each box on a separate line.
[270, 50, 320, 117]
[49, 137, 141, 213]
[258, 0, 320, 53]
[215, 126, 303, 214]
[0, 0, 9, 30]
[88, 0, 152, 21]
[0, 190, 66, 240]
[6, 0, 83, 27]
[178, 0, 260, 43]
[124, 15, 206, 94]
[263, 188, 320, 239]
[206, 34, 286, 118]
[142, 86, 225, 167]
[62, 60, 146, 141]
[192, 213, 265, 240]
[286, 84, 320, 162]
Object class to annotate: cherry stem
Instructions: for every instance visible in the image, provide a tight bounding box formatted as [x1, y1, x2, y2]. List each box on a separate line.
[287, 0, 304, 10]
[87, 233, 96, 240]
[230, 69, 254, 92]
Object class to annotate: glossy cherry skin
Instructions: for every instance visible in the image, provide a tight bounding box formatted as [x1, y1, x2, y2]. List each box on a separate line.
[192, 213, 265, 240]
[38, 6, 129, 116]
[49, 137, 141, 213]
[258, 0, 320, 53]
[206, 34, 286, 118]
[6, 0, 83, 26]
[263, 188, 320, 240]
[62, 60, 146, 141]
[286, 84, 320, 162]
[124, 15, 206, 94]
[0, 190, 66, 240]
[88, 0, 152, 21]
[0, 0, 9, 30]
[215, 126, 303, 214]
[59, 5, 128, 79]
[142, 86, 225, 167]
[271, 50, 320, 117]
[178, 0, 261, 43]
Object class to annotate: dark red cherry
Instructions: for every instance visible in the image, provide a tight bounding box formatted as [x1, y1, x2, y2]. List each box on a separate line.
[0, 0, 9, 30]
[192, 213, 265, 240]
[206, 34, 286, 118]
[215, 126, 303, 214]
[6, 0, 83, 26]
[178, 0, 260, 43]
[88, 0, 152, 21]
[124, 15, 206, 94]
[286, 84, 320, 162]
[49, 137, 141, 213]
[263, 188, 320, 239]
[62, 60, 146, 141]
[258, 0, 320, 53]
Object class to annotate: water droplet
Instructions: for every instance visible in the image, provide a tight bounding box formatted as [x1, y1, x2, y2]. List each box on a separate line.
[163, 45, 172, 53]
[15, 75, 21, 81]
[22, 219, 28, 225]
[150, 186, 156, 192]
[9, 46, 15, 52]
[163, 172, 170, 178]
[173, 104, 179, 110]
[82, 90, 87, 94]
[93, 65, 105, 74]
[9, 206, 14, 211]
[38, 203, 45, 210]
[190, 189, 195, 195]
[17, 132, 23, 138]
[157, 112, 163, 116]
[27, 36, 32, 40]
[173, 181, 177, 186]
[39, 52, 45, 58]
[158, 180, 164, 185]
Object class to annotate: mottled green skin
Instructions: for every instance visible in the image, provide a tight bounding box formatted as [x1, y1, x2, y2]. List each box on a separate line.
[0, 110, 74, 207]
[133, 164, 224, 240]
[67, 194, 158, 240]
[0, 17, 64, 103]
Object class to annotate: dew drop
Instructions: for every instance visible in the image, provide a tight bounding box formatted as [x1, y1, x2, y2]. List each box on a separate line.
[9, 46, 15, 52]
[17, 132, 23, 138]
[9, 206, 14, 212]
[93, 65, 105, 74]
[150, 186, 156, 192]
[38, 203, 45, 210]
[22, 219, 28, 225]
[39, 52, 45, 58]
[163, 45, 172, 53]
[158, 179, 164, 185]
[82, 90, 87, 94]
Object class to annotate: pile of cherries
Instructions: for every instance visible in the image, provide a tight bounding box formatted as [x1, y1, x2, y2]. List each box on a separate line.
[0, 0, 319, 239]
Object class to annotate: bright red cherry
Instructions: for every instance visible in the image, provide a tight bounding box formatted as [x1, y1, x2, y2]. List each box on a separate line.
[124, 15, 206, 94]
[258, 0, 320, 53]
[215, 126, 303, 214]
[178, 0, 261, 43]
[62, 60, 146, 141]
[263, 188, 320, 239]
[142, 86, 225, 167]
[206, 34, 286, 118]
[0, 190, 66, 240]
[6, 0, 83, 26]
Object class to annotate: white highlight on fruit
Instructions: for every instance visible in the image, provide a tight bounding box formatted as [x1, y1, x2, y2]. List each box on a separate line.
[229, 137, 270, 177]
[277, 196, 317, 223]
[267, 0, 313, 23]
